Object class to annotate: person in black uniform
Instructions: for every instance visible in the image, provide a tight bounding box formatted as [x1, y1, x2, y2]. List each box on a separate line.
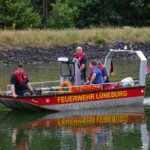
[73, 46, 87, 82]
[10, 64, 34, 97]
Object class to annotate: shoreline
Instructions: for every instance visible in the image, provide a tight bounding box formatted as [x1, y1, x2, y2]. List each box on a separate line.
[0, 43, 150, 65]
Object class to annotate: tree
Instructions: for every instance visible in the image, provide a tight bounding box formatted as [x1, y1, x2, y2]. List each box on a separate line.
[111, 0, 145, 26]
[0, 0, 41, 29]
[66, 0, 121, 28]
[30, 0, 56, 14]
[67, 0, 150, 27]
[47, 0, 78, 29]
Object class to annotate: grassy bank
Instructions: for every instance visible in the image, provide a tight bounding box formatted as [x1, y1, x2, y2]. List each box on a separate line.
[0, 27, 150, 49]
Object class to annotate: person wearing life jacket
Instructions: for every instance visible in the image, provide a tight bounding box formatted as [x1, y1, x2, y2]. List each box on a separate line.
[73, 46, 87, 82]
[97, 61, 110, 83]
[88, 60, 104, 85]
[10, 64, 34, 98]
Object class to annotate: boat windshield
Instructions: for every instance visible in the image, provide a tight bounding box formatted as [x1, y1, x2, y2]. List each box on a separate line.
[60, 62, 75, 77]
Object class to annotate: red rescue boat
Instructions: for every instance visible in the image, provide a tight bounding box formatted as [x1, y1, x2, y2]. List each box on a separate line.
[0, 48, 147, 111]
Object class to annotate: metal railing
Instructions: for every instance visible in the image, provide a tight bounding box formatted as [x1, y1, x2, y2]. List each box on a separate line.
[5, 80, 60, 91]
[3, 79, 139, 96]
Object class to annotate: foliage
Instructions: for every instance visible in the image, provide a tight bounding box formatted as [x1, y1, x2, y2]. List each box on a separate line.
[46, 0, 78, 29]
[67, 0, 122, 28]
[0, 0, 150, 29]
[95, 38, 106, 45]
[66, 0, 150, 27]
[0, 0, 41, 29]
[72, 41, 78, 45]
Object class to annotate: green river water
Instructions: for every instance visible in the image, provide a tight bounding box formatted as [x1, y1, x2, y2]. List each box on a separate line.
[0, 59, 150, 150]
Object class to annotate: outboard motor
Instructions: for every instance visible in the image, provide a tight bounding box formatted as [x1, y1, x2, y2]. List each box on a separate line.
[57, 57, 84, 86]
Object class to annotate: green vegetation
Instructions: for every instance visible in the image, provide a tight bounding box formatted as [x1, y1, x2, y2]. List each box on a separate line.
[0, 0, 150, 48]
[0, 27, 150, 48]
[0, 0, 150, 29]
[46, 0, 78, 29]
[94, 38, 106, 45]
[0, 0, 41, 29]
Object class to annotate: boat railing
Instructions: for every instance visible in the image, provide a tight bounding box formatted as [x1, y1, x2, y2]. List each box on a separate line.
[40, 79, 139, 94]
[30, 80, 60, 87]
[59, 79, 139, 93]
[3, 79, 139, 96]
[5, 80, 60, 91]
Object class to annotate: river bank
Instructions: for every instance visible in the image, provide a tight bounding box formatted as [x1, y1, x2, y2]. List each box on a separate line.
[0, 42, 150, 65]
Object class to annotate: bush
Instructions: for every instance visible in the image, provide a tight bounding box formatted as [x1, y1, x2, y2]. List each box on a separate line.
[0, 0, 41, 29]
[121, 41, 127, 45]
[72, 41, 78, 45]
[95, 38, 105, 45]
[139, 41, 145, 45]
[46, 0, 79, 29]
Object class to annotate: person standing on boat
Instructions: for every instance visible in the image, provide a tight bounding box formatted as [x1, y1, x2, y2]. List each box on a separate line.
[10, 64, 34, 97]
[73, 46, 87, 82]
[89, 60, 104, 85]
[97, 61, 110, 83]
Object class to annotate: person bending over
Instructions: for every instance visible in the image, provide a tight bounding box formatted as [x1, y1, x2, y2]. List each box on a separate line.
[88, 60, 104, 85]
[10, 64, 34, 97]
[97, 61, 110, 83]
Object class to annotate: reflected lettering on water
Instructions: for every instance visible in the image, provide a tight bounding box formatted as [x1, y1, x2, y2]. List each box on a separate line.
[0, 106, 150, 150]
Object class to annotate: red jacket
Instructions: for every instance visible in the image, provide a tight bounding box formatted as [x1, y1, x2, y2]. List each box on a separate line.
[89, 66, 99, 78]
[74, 52, 85, 62]
[99, 66, 104, 72]
[14, 71, 27, 84]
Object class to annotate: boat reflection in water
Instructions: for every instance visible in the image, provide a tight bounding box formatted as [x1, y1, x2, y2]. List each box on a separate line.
[0, 106, 149, 150]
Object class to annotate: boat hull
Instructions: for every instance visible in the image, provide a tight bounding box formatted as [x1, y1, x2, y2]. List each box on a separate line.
[0, 86, 145, 111]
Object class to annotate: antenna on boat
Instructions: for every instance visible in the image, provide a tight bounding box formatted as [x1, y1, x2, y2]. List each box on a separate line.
[124, 45, 127, 50]
[117, 41, 121, 50]
[129, 43, 133, 51]
[68, 56, 73, 63]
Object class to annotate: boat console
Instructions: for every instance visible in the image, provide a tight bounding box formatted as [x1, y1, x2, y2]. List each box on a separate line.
[58, 57, 84, 86]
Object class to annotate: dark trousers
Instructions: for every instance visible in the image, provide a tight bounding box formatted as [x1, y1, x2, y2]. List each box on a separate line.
[81, 72, 86, 82]
[16, 88, 32, 96]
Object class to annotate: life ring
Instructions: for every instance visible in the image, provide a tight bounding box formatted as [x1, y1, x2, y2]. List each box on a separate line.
[60, 81, 72, 93]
